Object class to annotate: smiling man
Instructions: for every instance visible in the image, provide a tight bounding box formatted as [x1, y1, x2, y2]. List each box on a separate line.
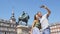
[37, 5, 51, 34]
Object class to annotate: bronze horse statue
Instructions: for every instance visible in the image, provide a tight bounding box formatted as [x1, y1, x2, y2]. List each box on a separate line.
[18, 11, 30, 26]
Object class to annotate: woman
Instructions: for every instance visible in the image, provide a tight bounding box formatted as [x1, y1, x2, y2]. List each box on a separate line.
[31, 14, 41, 34]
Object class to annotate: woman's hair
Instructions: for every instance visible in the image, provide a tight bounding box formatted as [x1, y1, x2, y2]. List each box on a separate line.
[34, 15, 37, 20]
[34, 15, 41, 29]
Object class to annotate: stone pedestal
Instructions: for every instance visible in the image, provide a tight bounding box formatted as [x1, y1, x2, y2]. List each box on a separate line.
[17, 25, 30, 34]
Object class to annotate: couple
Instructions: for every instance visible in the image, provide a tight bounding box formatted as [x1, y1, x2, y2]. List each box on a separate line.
[31, 5, 51, 34]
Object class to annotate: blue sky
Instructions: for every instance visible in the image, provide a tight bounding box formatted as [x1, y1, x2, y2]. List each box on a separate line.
[0, 0, 60, 25]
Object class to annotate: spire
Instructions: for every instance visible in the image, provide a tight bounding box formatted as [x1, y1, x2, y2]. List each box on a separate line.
[10, 9, 16, 22]
[12, 9, 14, 17]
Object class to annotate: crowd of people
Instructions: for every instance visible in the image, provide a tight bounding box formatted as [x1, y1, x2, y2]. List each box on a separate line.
[29, 5, 51, 34]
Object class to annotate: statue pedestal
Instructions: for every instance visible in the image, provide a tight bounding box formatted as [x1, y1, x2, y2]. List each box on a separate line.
[17, 25, 30, 34]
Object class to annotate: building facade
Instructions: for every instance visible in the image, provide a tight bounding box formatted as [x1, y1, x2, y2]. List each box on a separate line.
[50, 22, 60, 34]
[0, 10, 17, 34]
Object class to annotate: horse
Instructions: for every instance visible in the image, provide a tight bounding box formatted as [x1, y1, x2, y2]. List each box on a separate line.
[18, 12, 30, 26]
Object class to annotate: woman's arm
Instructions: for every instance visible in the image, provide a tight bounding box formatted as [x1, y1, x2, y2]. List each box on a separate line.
[30, 20, 36, 34]
[32, 20, 36, 29]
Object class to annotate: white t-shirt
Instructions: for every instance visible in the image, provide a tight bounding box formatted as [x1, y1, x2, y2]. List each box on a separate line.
[40, 13, 49, 30]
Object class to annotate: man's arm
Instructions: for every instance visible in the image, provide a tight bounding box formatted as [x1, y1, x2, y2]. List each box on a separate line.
[40, 5, 51, 18]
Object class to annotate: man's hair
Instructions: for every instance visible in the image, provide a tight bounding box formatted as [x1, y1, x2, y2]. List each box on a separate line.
[37, 11, 41, 15]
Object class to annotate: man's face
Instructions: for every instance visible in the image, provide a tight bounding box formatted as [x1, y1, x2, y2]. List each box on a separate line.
[38, 12, 42, 18]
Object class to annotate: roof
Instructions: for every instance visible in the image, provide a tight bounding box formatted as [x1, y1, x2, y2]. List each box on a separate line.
[50, 22, 60, 26]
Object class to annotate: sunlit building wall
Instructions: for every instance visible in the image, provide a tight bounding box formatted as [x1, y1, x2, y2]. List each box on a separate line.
[50, 22, 60, 34]
[0, 19, 17, 34]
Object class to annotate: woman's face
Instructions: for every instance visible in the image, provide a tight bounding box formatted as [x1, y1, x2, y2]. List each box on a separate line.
[36, 15, 39, 20]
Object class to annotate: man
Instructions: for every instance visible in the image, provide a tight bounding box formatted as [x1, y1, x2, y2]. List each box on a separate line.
[37, 5, 51, 34]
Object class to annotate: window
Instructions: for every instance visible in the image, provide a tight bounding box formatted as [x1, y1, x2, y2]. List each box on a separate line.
[10, 24, 13, 27]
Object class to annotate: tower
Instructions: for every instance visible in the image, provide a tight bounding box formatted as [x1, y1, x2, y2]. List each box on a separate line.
[10, 9, 16, 23]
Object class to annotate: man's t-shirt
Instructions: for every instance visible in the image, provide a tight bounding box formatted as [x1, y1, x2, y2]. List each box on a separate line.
[40, 13, 49, 30]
